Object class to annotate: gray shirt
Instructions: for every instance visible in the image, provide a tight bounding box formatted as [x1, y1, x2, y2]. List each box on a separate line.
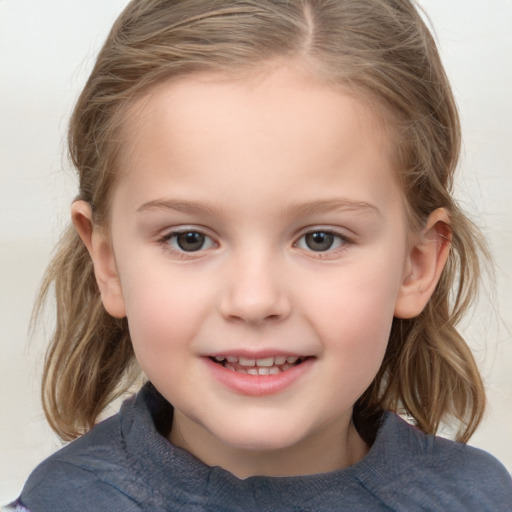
[13, 383, 512, 511]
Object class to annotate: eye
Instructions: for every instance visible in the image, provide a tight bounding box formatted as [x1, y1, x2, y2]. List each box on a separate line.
[295, 230, 347, 252]
[164, 230, 215, 252]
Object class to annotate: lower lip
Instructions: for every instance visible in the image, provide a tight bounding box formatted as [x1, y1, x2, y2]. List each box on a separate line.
[204, 357, 314, 396]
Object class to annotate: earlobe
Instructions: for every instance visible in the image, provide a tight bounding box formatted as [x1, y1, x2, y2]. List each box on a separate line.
[71, 201, 126, 319]
[394, 208, 452, 319]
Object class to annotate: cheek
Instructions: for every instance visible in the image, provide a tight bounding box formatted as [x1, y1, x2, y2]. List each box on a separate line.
[302, 249, 404, 372]
[119, 263, 206, 360]
[312, 281, 395, 402]
[306, 253, 403, 332]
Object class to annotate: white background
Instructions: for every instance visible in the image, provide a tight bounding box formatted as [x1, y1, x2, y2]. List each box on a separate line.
[1, 0, 511, 504]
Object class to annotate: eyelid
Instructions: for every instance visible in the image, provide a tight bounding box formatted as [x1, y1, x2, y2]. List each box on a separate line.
[293, 226, 354, 257]
[158, 226, 218, 257]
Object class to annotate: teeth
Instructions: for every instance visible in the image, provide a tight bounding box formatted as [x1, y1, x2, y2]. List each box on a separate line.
[213, 354, 307, 372]
[247, 367, 283, 375]
[255, 357, 274, 367]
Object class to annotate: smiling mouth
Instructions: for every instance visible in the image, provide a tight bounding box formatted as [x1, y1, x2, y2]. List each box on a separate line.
[209, 355, 308, 375]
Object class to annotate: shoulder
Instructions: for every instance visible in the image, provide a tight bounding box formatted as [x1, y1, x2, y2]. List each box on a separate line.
[16, 384, 181, 512]
[18, 406, 144, 512]
[361, 412, 512, 511]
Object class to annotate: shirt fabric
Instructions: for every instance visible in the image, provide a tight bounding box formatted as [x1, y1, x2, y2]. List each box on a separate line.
[11, 383, 512, 511]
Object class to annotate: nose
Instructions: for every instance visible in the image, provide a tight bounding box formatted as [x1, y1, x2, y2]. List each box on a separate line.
[219, 252, 292, 325]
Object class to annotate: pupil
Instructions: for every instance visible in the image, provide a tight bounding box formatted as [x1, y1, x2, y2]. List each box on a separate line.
[305, 232, 334, 252]
[177, 232, 205, 252]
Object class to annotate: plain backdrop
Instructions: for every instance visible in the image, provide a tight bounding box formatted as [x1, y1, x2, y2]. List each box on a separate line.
[1, 0, 511, 504]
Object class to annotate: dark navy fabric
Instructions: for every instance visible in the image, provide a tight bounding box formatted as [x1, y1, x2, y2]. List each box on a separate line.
[13, 383, 512, 511]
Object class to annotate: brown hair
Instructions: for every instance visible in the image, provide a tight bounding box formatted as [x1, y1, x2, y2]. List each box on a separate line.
[37, 0, 486, 442]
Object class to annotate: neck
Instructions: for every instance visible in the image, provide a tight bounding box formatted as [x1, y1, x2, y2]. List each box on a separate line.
[169, 411, 369, 479]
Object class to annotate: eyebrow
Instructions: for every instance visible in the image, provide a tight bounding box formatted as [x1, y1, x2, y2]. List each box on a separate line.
[137, 197, 380, 218]
[284, 198, 381, 218]
[137, 199, 218, 215]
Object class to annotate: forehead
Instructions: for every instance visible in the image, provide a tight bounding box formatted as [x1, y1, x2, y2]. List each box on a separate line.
[122, 66, 393, 159]
[112, 65, 401, 218]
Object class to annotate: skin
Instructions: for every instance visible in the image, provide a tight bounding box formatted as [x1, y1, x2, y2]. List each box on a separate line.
[73, 64, 451, 478]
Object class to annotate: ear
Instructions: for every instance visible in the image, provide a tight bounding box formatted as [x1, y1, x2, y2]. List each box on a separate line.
[394, 208, 452, 319]
[71, 200, 126, 319]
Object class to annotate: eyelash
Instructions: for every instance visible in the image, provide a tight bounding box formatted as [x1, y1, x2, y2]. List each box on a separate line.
[157, 227, 353, 259]
[294, 229, 353, 259]
[158, 228, 217, 258]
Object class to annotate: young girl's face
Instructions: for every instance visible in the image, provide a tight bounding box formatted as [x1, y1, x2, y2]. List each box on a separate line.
[82, 65, 442, 477]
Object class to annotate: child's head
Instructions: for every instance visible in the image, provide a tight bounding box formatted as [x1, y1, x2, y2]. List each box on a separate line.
[41, 0, 485, 451]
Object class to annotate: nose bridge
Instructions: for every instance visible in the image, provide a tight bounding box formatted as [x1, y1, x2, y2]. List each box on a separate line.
[219, 244, 291, 324]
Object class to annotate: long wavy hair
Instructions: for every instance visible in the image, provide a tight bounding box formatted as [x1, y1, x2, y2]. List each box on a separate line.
[36, 0, 487, 442]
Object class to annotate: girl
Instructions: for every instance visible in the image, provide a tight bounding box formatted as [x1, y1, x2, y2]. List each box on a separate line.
[10, 0, 512, 510]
